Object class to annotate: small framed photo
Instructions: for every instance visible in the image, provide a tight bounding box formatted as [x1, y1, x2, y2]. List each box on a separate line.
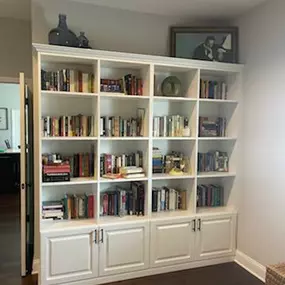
[0, 108, 8, 130]
[170, 27, 238, 64]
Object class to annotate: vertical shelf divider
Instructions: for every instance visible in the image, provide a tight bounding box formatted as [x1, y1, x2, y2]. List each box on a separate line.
[193, 69, 201, 215]
[148, 64, 154, 217]
[96, 59, 101, 222]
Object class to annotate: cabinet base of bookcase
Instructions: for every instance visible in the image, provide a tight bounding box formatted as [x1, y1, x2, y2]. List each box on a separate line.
[59, 256, 235, 285]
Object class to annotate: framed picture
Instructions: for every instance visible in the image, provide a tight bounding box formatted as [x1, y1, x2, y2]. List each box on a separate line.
[0, 108, 8, 130]
[170, 27, 238, 64]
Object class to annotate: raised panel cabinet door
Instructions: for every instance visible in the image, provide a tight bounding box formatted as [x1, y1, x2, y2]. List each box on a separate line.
[41, 227, 98, 285]
[196, 214, 236, 260]
[99, 222, 149, 276]
[150, 217, 195, 268]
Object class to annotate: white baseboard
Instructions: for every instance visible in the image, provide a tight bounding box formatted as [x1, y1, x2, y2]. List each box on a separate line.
[33, 258, 40, 275]
[235, 250, 266, 282]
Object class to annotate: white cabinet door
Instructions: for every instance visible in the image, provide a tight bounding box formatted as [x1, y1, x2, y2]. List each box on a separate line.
[99, 222, 149, 276]
[41, 226, 98, 285]
[195, 214, 236, 260]
[150, 217, 195, 268]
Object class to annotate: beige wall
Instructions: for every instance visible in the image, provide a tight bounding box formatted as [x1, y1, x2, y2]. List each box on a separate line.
[32, 0, 228, 56]
[236, 0, 285, 266]
[0, 18, 32, 79]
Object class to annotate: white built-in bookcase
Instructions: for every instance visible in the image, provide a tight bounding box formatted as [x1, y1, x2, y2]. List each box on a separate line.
[33, 44, 242, 231]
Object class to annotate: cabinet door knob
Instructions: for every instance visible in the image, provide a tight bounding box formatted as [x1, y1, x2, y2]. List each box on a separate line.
[94, 230, 97, 244]
[192, 219, 196, 232]
[100, 229, 104, 243]
[198, 218, 201, 231]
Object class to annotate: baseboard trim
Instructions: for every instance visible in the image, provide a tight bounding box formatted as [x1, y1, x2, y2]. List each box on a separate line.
[32, 258, 40, 275]
[235, 250, 266, 283]
[61, 256, 234, 285]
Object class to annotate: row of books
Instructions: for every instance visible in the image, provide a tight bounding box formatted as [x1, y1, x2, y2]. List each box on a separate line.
[152, 187, 187, 212]
[200, 80, 227, 100]
[198, 151, 229, 172]
[42, 194, 95, 220]
[199, 116, 227, 137]
[42, 151, 95, 178]
[100, 75, 143, 95]
[152, 148, 190, 174]
[197, 184, 224, 207]
[100, 109, 145, 137]
[41, 69, 95, 93]
[153, 116, 191, 137]
[100, 182, 145, 216]
[42, 115, 94, 137]
[100, 152, 144, 178]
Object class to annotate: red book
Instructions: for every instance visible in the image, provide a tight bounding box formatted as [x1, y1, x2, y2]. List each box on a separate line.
[131, 76, 135, 95]
[88, 195, 94, 218]
[78, 71, 83, 92]
[103, 193, 108, 215]
[104, 154, 112, 174]
[137, 79, 143, 96]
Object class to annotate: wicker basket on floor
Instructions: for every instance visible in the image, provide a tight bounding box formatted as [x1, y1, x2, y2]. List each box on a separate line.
[266, 263, 285, 285]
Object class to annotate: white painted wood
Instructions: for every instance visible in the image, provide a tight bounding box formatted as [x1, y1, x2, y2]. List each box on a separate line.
[33, 45, 242, 285]
[150, 218, 195, 267]
[195, 214, 236, 260]
[42, 177, 97, 186]
[33, 44, 244, 73]
[59, 256, 235, 285]
[99, 222, 149, 276]
[19, 72, 26, 276]
[41, 226, 98, 285]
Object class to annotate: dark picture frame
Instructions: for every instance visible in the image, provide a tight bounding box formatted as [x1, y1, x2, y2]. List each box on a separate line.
[170, 27, 239, 64]
[0, 108, 8, 130]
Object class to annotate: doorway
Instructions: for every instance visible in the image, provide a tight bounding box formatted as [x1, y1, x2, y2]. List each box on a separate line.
[0, 82, 21, 284]
[0, 79, 34, 284]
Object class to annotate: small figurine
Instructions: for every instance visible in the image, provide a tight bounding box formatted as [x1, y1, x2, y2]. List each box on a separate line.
[78, 32, 92, 49]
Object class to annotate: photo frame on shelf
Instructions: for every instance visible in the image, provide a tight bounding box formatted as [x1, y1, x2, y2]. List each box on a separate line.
[170, 27, 239, 64]
[0, 108, 8, 130]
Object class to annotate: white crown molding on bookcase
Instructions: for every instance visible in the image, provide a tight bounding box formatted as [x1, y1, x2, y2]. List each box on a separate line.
[33, 43, 244, 74]
[235, 250, 266, 282]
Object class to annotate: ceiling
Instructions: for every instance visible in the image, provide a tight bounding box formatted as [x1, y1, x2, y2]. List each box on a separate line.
[72, 0, 267, 19]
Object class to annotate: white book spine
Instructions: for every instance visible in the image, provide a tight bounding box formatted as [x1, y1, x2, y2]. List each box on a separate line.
[100, 117, 103, 136]
[163, 116, 167, 137]
[157, 190, 161, 212]
[82, 73, 89, 93]
[169, 189, 175, 211]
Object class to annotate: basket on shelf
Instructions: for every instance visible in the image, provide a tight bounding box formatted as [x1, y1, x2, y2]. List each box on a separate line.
[266, 263, 285, 285]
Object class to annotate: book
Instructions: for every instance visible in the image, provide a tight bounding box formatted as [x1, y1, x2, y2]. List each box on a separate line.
[151, 186, 187, 212]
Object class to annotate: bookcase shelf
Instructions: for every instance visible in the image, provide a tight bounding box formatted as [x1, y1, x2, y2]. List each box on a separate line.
[197, 172, 236, 178]
[42, 177, 97, 187]
[42, 137, 98, 141]
[34, 44, 242, 230]
[199, 98, 238, 104]
[152, 173, 195, 180]
[42, 90, 98, 98]
[152, 137, 196, 141]
[99, 177, 148, 183]
[153, 96, 197, 102]
[100, 137, 149, 141]
[100, 92, 150, 100]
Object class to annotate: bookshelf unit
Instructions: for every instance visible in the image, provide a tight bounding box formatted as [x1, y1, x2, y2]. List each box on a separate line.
[33, 44, 242, 285]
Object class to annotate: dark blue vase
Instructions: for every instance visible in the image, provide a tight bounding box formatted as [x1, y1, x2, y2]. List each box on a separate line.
[48, 14, 78, 47]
